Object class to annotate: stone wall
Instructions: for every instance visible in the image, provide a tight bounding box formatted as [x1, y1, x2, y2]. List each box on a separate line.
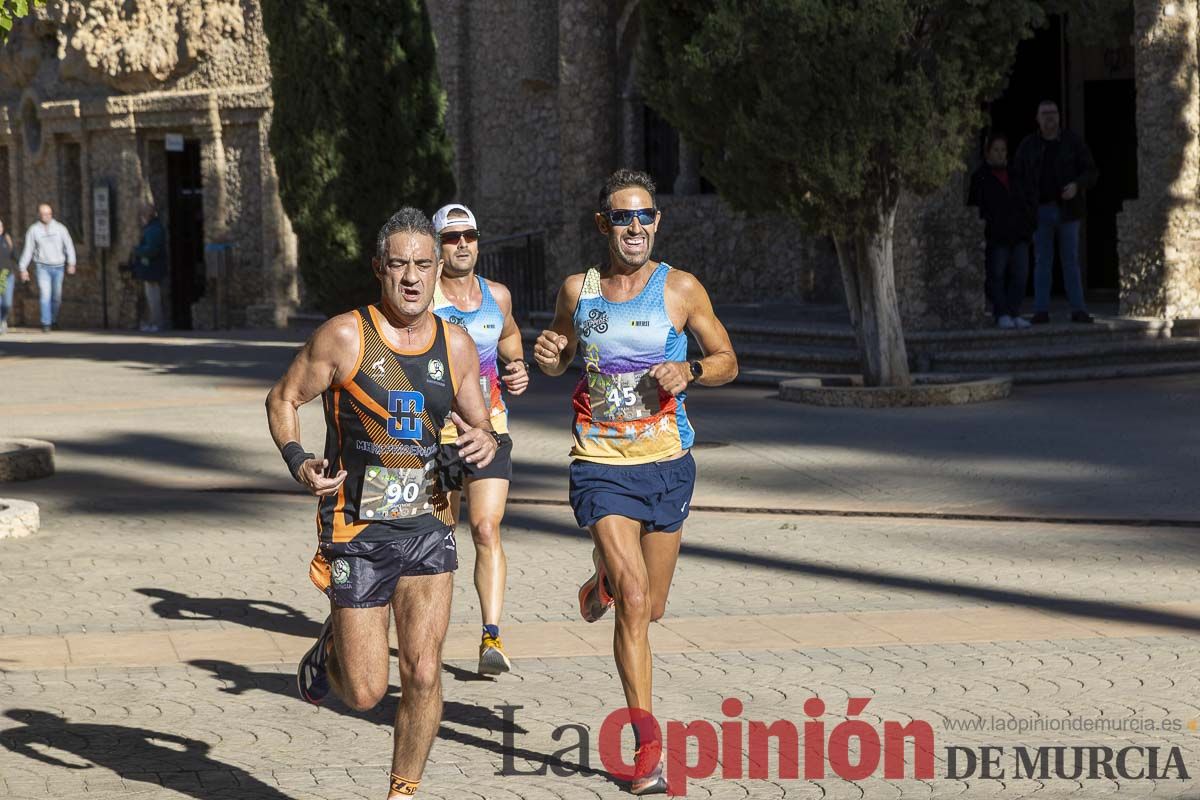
[655, 195, 842, 305]
[1118, 0, 1200, 319]
[894, 177, 991, 330]
[0, 0, 295, 330]
[428, 1, 562, 238]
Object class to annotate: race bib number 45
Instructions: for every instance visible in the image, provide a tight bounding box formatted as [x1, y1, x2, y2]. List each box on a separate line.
[588, 369, 661, 423]
[358, 465, 434, 520]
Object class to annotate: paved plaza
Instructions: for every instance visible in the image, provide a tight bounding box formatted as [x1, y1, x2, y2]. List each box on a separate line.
[2, 329, 1200, 798]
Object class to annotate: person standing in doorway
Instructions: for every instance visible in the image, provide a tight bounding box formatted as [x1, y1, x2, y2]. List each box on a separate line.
[17, 203, 76, 332]
[969, 133, 1034, 329]
[132, 202, 167, 332]
[0, 218, 15, 335]
[1014, 100, 1099, 324]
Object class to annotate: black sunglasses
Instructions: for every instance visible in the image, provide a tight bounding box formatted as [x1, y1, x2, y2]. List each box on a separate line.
[441, 229, 479, 245]
[603, 208, 657, 227]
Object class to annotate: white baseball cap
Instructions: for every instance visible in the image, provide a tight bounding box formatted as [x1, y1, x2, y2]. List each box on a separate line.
[432, 203, 478, 234]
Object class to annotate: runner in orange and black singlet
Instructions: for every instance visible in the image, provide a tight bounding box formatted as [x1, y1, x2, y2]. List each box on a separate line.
[267, 207, 498, 800]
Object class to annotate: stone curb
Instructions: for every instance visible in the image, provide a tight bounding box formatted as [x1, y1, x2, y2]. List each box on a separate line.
[779, 374, 1012, 408]
[0, 497, 40, 539]
[0, 438, 55, 482]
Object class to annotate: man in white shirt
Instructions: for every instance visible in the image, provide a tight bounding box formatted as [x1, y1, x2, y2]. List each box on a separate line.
[18, 203, 77, 332]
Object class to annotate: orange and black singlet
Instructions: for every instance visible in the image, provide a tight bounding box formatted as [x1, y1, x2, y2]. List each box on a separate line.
[317, 306, 456, 543]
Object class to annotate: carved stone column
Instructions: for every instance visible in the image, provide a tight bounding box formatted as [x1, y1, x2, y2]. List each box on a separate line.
[1118, 0, 1200, 318]
[553, 0, 617, 285]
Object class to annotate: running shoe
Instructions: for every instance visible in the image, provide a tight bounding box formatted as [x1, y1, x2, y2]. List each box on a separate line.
[630, 743, 667, 795]
[478, 633, 512, 675]
[578, 547, 615, 623]
[296, 614, 334, 705]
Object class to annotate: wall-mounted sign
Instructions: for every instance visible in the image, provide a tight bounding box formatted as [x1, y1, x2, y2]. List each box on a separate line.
[165, 133, 185, 152]
[92, 184, 111, 249]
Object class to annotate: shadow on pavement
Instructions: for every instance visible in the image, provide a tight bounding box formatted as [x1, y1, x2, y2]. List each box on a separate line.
[0, 337, 301, 382]
[0, 708, 292, 799]
[188, 659, 619, 785]
[137, 588, 323, 638]
[683, 538, 1200, 633]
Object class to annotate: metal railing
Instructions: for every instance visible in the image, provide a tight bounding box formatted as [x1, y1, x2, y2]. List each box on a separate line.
[476, 229, 550, 322]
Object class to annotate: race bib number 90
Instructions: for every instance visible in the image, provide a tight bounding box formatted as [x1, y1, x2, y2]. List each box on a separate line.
[358, 464, 434, 520]
[588, 369, 661, 423]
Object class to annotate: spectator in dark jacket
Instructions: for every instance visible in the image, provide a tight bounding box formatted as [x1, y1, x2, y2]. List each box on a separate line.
[969, 133, 1034, 329]
[132, 202, 167, 332]
[1013, 100, 1100, 324]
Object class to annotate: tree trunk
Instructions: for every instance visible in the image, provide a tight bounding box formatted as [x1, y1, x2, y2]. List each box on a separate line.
[833, 194, 911, 387]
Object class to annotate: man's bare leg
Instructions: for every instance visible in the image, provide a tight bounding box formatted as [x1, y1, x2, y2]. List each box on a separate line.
[591, 515, 654, 715]
[326, 604, 392, 711]
[464, 477, 509, 628]
[389, 571, 453, 786]
[641, 528, 682, 623]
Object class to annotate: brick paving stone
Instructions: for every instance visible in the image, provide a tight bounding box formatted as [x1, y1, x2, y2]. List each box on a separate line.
[3, 332, 1200, 797]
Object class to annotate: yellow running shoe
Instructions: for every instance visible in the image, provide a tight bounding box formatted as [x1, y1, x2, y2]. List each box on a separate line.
[478, 633, 512, 675]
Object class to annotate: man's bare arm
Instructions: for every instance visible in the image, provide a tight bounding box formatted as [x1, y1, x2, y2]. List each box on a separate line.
[533, 273, 583, 376]
[650, 271, 737, 394]
[265, 314, 358, 494]
[677, 272, 737, 386]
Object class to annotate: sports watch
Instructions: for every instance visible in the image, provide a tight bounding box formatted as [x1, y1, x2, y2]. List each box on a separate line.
[689, 360, 704, 381]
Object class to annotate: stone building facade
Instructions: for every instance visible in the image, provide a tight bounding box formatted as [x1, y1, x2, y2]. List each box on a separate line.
[0, 0, 296, 331]
[2, 0, 1198, 332]
[428, 0, 1200, 331]
[425, 0, 845, 320]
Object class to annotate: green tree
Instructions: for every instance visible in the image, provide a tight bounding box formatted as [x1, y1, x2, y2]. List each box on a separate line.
[640, 0, 1123, 386]
[0, 0, 41, 44]
[261, 0, 456, 316]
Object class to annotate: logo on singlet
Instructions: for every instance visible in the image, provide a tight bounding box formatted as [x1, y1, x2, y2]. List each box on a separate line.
[447, 315, 467, 329]
[387, 390, 425, 439]
[427, 359, 445, 382]
[631, 320, 650, 327]
[580, 308, 609, 335]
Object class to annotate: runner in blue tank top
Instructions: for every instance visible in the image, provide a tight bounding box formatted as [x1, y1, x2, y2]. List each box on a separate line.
[534, 170, 738, 795]
[431, 203, 529, 677]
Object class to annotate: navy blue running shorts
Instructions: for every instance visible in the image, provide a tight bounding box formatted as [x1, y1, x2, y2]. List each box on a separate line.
[568, 452, 696, 533]
[309, 528, 458, 608]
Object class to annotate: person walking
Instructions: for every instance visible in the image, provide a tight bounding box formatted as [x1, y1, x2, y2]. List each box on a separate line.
[0, 218, 15, 335]
[17, 203, 76, 332]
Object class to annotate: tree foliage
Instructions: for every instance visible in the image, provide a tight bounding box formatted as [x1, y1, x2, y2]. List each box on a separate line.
[639, 0, 1125, 387]
[0, 0, 41, 44]
[262, 0, 456, 316]
[638, 0, 1124, 241]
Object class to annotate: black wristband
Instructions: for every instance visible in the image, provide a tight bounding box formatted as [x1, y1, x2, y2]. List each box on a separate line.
[282, 441, 315, 483]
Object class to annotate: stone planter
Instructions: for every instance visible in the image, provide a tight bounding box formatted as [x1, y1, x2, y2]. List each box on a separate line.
[0, 439, 55, 481]
[779, 374, 1012, 408]
[0, 498, 39, 539]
